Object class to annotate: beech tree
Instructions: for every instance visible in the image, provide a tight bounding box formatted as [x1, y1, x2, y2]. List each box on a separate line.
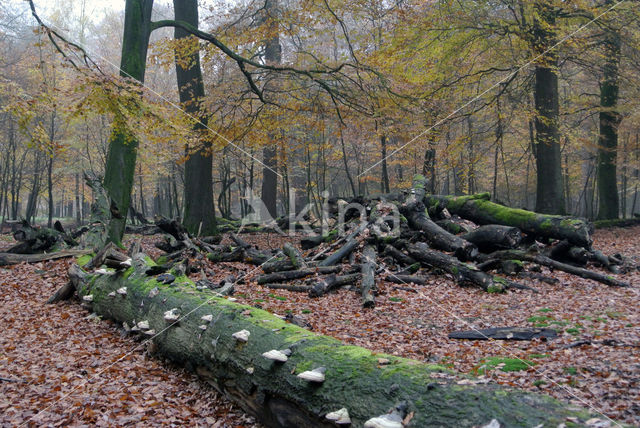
[173, 0, 217, 235]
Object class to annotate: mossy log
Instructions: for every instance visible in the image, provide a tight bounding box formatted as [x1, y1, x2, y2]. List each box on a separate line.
[7, 220, 75, 254]
[425, 193, 593, 248]
[68, 253, 601, 427]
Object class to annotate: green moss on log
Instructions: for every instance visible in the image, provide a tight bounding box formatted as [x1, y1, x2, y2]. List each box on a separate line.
[75, 255, 604, 427]
[425, 194, 592, 248]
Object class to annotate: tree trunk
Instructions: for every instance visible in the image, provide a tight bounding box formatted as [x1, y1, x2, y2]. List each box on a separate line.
[68, 253, 598, 427]
[596, 17, 621, 220]
[103, 0, 154, 245]
[260, 0, 281, 220]
[380, 135, 390, 193]
[532, 1, 565, 215]
[174, 0, 217, 236]
[426, 193, 592, 248]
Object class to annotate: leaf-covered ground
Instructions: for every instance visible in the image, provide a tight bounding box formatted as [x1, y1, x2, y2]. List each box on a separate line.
[0, 257, 261, 427]
[1, 226, 638, 426]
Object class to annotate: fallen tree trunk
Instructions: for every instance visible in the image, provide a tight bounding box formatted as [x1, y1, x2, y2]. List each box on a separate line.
[309, 274, 361, 298]
[7, 220, 77, 254]
[360, 246, 376, 308]
[425, 193, 593, 248]
[407, 243, 510, 293]
[461, 225, 523, 253]
[0, 249, 91, 267]
[486, 249, 630, 287]
[257, 266, 342, 285]
[66, 252, 603, 427]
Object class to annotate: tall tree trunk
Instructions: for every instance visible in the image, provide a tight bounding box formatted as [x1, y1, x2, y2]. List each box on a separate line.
[174, 0, 217, 235]
[103, 0, 153, 245]
[532, 1, 565, 214]
[596, 19, 621, 220]
[260, 0, 280, 219]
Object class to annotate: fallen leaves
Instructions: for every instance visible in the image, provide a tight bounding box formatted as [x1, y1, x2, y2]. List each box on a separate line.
[0, 258, 261, 427]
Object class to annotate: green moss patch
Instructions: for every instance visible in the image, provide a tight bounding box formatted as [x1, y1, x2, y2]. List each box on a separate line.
[475, 357, 535, 374]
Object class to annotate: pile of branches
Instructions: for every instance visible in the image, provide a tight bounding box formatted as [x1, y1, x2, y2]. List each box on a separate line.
[151, 175, 632, 309]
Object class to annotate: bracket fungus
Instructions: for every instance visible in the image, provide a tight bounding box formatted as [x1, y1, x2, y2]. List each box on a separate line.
[325, 408, 351, 425]
[163, 309, 179, 322]
[231, 329, 250, 342]
[363, 402, 407, 428]
[297, 366, 326, 383]
[116, 287, 127, 295]
[261, 349, 290, 363]
[82, 295, 94, 302]
[201, 314, 213, 323]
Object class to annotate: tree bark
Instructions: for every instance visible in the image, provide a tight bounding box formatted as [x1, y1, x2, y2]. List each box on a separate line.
[407, 243, 508, 292]
[260, 0, 281, 220]
[487, 249, 629, 287]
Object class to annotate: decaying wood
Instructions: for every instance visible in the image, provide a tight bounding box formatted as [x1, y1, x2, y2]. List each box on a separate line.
[383, 245, 417, 266]
[64, 247, 602, 427]
[461, 225, 523, 252]
[361, 245, 376, 308]
[308, 273, 360, 298]
[261, 283, 312, 292]
[487, 249, 630, 287]
[47, 263, 89, 303]
[401, 176, 477, 261]
[426, 193, 593, 248]
[7, 220, 77, 254]
[449, 327, 558, 341]
[385, 274, 427, 286]
[283, 243, 306, 269]
[0, 249, 91, 267]
[407, 243, 511, 293]
[318, 239, 359, 267]
[257, 266, 341, 285]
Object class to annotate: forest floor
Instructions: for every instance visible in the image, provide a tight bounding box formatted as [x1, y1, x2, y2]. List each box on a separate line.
[0, 226, 638, 426]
